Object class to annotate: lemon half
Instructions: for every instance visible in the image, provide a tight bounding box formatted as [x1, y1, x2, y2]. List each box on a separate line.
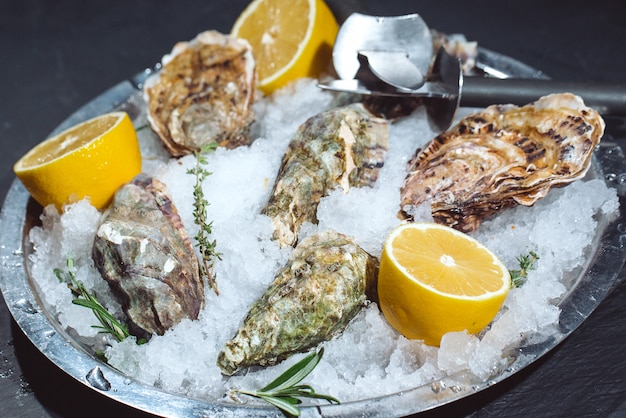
[231, 0, 338, 94]
[14, 112, 141, 211]
[378, 222, 511, 346]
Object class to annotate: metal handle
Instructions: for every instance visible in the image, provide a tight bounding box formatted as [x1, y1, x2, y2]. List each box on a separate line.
[461, 77, 626, 115]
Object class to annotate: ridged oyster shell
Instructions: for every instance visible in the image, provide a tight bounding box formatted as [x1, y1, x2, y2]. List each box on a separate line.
[400, 93, 605, 232]
[144, 30, 256, 156]
[217, 229, 378, 376]
[263, 103, 388, 247]
[92, 174, 203, 337]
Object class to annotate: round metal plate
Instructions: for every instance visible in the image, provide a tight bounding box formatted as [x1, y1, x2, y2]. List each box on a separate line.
[1, 49, 625, 417]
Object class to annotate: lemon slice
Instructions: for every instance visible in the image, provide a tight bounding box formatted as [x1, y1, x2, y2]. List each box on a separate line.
[378, 222, 511, 346]
[14, 112, 141, 211]
[231, 0, 338, 94]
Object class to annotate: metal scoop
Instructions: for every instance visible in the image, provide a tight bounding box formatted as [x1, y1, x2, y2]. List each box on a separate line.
[331, 13, 433, 87]
[319, 13, 626, 130]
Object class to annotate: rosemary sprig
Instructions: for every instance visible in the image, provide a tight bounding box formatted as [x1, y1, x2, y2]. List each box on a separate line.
[231, 348, 339, 417]
[54, 257, 129, 342]
[509, 250, 540, 288]
[187, 143, 222, 295]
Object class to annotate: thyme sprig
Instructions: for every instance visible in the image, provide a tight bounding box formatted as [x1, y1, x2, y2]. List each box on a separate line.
[187, 143, 222, 295]
[510, 251, 540, 288]
[231, 348, 340, 417]
[54, 257, 129, 342]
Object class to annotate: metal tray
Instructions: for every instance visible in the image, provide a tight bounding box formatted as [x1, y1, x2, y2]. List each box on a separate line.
[1, 49, 626, 417]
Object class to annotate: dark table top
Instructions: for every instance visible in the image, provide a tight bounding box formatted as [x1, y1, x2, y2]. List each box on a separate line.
[2, 0, 626, 417]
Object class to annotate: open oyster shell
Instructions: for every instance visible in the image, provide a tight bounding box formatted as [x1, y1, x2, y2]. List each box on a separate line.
[144, 30, 256, 156]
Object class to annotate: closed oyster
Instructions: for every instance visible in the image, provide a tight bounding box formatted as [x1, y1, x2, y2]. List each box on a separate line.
[144, 30, 256, 156]
[92, 174, 203, 337]
[400, 93, 605, 232]
[263, 103, 388, 247]
[217, 230, 378, 376]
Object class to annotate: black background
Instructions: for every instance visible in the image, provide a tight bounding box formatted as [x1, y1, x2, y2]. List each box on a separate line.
[1, 0, 625, 416]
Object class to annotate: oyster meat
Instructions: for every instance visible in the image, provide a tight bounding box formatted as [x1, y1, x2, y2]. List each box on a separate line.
[217, 229, 378, 376]
[92, 174, 204, 337]
[400, 93, 605, 232]
[262, 103, 388, 247]
[144, 30, 256, 156]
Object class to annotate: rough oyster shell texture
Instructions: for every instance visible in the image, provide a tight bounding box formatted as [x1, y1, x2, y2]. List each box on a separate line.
[92, 174, 203, 337]
[400, 93, 605, 232]
[263, 103, 389, 247]
[217, 229, 378, 376]
[144, 30, 256, 156]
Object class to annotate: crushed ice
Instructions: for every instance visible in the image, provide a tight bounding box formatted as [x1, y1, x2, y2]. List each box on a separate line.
[26, 78, 620, 402]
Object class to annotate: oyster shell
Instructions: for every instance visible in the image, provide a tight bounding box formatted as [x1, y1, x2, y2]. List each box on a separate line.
[431, 30, 477, 75]
[400, 93, 605, 232]
[144, 30, 256, 156]
[92, 174, 203, 337]
[262, 103, 388, 247]
[217, 229, 378, 376]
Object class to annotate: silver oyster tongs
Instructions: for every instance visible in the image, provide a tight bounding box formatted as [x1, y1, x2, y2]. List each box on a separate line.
[318, 13, 626, 130]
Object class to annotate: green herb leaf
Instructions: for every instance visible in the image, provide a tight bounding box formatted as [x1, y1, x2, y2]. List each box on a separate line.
[261, 348, 323, 392]
[56, 257, 130, 343]
[509, 250, 540, 288]
[258, 394, 302, 416]
[187, 143, 222, 295]
[231, 348, 339, 417]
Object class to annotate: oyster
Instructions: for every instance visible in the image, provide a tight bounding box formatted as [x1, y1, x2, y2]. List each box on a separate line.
[431, 30, 478, 75]
[144, 30, 256, 156]
[400, 93, 605, 232]
[92, 174, 203, 337]
[262, 103, 388, 247]
[217, 229, 378, 376]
